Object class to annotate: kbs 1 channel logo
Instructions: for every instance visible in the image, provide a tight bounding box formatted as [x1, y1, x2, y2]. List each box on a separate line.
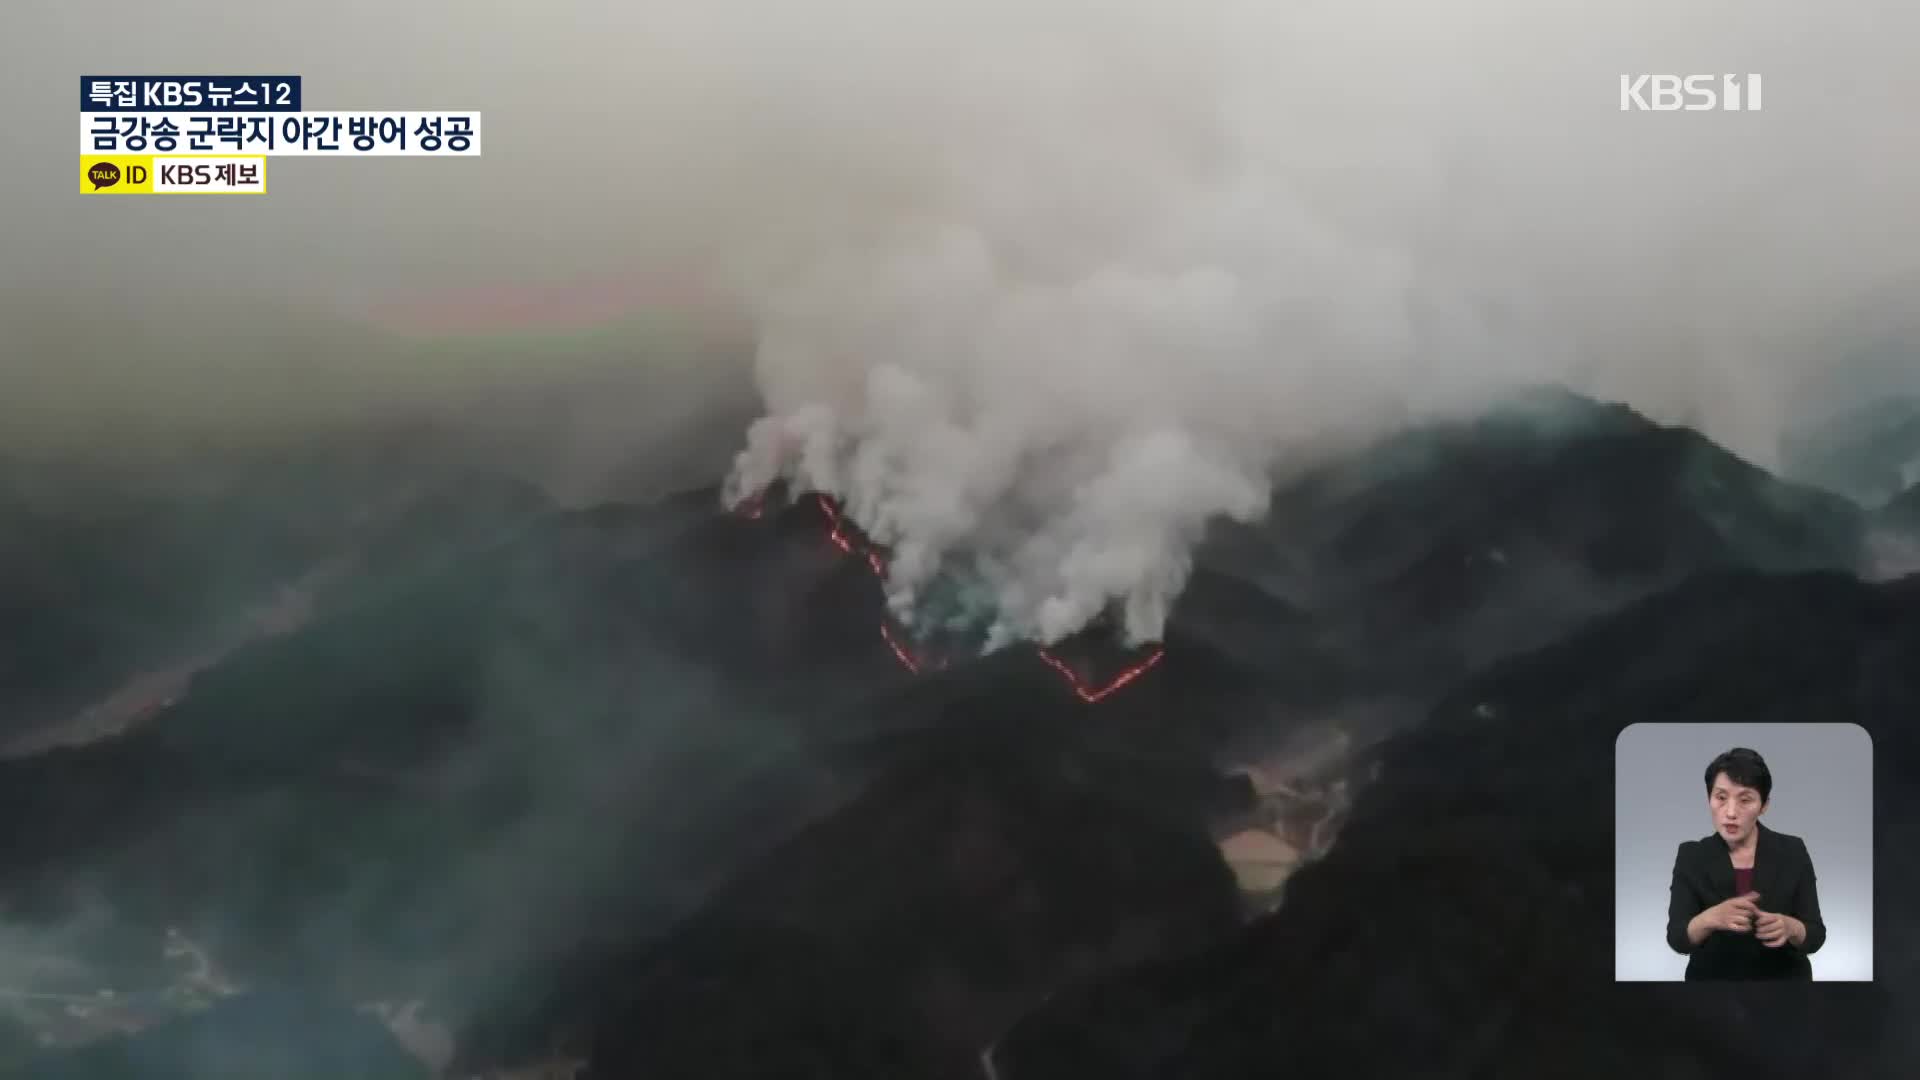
[78, 76, 482, 196]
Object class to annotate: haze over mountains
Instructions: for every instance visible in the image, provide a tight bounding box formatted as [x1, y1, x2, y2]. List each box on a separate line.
[6, 2, 1920, 1073]
[1, 385, 1914, 1077]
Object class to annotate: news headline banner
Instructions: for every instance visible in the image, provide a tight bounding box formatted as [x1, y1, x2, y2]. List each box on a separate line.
[77, 75, 482, 199]
[83, 112, 481, 156]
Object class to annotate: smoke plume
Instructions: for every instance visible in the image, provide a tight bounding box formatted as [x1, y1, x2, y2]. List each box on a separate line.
[4, 0, 1918, 644]
[712, 0, 1920, 647]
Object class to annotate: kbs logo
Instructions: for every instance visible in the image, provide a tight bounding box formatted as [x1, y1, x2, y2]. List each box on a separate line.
[1619, 74, 1763, 112]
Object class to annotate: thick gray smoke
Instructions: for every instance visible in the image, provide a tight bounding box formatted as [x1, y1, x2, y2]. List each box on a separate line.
[4, 0, 1919, 644]
[709, 0, 1920, 647]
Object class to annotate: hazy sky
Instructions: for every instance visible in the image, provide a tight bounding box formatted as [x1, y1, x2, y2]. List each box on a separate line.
[3, 0, 1917, 470]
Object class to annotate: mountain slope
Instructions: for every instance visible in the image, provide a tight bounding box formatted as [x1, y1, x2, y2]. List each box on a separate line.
[1200, 386, 1868, 684]
[1783, 393, 1920, 506]
[0, 390, 1890, 1075]
[996, 570, 1920, 1080]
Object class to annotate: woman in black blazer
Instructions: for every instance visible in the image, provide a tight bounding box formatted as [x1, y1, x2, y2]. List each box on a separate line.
[1666, 748, 1826, 979]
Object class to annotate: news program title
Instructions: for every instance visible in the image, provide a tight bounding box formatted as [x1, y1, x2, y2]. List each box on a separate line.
[79, 75, 482, 195]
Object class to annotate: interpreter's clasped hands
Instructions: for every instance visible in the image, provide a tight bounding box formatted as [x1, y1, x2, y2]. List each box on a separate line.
[1708, 891, 1799, 947]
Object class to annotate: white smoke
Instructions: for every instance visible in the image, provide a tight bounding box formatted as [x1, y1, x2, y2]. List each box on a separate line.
[715, 206, 1391, 647]
[709, 0, 1920, 648]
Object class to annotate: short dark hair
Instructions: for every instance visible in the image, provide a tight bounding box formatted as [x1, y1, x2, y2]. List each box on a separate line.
[1705, 747, 1772, 803]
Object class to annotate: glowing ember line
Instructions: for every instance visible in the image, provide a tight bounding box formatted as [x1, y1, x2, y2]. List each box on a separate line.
[732, 491, 1162, 701]
[1036, 645, 1167, 703]
[814, 494, 860, 558]
[880, 623, 925, 674]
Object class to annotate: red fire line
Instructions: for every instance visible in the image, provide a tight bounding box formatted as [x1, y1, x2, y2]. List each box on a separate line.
[879, 623, 926, 674]
[1036, 644, 1167, 703]
[733, 491, 1162, 701]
